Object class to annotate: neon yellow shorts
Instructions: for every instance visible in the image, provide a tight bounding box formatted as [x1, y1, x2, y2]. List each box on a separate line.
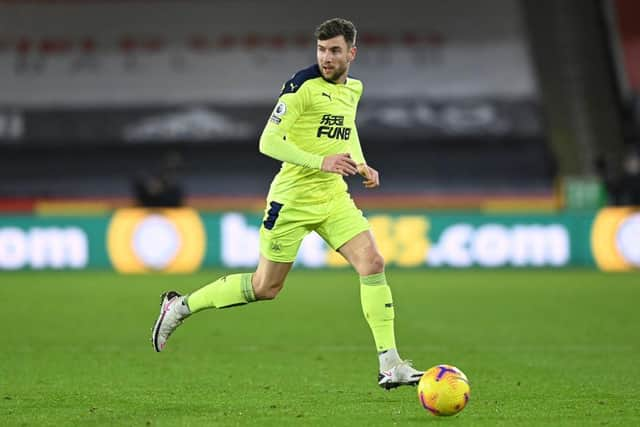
[259, 192, 370, 263]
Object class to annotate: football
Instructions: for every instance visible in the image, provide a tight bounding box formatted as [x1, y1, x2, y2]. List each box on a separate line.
[417, 364, 470, 416]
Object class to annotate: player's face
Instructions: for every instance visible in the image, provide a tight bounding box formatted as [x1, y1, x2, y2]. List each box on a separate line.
[317, 36, 356, 83]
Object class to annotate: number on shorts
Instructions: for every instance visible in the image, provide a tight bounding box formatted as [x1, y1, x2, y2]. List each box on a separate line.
[263, 201, 284, 230]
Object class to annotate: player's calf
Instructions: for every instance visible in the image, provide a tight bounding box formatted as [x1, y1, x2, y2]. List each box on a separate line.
[251, 275, 285, 300]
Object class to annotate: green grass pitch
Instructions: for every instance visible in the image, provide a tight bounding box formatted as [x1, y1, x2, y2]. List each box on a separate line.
[1, 269, 639, 426]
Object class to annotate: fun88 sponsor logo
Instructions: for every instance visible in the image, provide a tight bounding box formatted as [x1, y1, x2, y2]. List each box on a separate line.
[0, 227, 88, 270]
[316, 114, 351, 140]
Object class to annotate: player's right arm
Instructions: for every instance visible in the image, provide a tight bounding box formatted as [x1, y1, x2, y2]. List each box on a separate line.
[259, 84, 357, 176]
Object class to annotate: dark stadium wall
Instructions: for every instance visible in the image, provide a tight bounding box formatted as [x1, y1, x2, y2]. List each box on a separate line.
[522, 0, 625, 180]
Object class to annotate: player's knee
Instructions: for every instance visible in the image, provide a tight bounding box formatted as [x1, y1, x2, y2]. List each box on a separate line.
[370, 253, 385, 273]
[359, 252, 385, 276]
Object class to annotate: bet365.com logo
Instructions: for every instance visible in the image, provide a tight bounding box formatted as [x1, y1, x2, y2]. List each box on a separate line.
[107, 208, 205, 273]
[591, 208, 640, 271]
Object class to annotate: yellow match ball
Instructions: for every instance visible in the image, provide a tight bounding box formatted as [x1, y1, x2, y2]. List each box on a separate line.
[418, 364, 470, 416]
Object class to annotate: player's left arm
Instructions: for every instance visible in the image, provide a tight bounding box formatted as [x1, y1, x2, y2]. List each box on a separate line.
[358, 163, 379, 189]
[349, 122, 380, 189]
[349, 82, 379, 188]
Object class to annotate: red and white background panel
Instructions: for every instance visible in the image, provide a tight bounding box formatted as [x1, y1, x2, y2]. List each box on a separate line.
[0, 0, 536, 106]
[610, 0, 640, 96]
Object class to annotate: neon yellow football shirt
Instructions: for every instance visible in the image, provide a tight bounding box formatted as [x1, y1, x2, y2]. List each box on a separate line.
[259, 64, 366, 205]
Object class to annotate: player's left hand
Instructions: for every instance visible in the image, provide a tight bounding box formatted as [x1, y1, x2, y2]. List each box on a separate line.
[357, 164, 379, 188]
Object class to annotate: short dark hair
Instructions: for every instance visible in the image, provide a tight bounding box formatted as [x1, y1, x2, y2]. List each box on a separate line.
[314, 18, 357, 46]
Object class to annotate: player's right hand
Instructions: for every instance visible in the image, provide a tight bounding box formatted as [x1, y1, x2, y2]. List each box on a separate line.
[321, 153, 358, 176]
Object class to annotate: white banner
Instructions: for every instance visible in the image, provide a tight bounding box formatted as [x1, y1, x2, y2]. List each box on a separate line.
[219, 213, 571, 269]
[0, 226, 88, 270]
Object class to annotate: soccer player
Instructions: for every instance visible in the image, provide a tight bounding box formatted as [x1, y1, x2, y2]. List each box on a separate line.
[151, 18, 423, 390]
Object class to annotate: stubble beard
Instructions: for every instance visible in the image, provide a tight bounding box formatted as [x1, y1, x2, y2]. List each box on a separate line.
[323, 63, 348, 83]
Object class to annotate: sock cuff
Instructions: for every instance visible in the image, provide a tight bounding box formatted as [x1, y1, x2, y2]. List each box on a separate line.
[241, 273, 256, 302]
[360, 272, 387, 286]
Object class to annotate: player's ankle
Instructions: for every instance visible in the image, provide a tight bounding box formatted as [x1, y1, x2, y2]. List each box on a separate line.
[178, 296, 192, 317]
[378, 348, 402, 371]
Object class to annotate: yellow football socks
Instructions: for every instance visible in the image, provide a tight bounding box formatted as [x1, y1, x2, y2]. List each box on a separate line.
[186, 273, 256, 313]
[360, 272, 397, 352]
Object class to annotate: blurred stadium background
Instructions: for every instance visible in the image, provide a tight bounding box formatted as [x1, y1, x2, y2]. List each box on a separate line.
[0, 0, 638, 271]
[0, 1, 639, 425]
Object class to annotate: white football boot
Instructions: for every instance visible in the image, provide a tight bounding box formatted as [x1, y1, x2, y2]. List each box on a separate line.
[378, 360, 424, 390]
[151, 291, 190, 352]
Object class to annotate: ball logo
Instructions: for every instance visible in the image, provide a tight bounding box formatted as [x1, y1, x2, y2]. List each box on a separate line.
[591, 208, 640, 271]
[107, 208, 205, 273]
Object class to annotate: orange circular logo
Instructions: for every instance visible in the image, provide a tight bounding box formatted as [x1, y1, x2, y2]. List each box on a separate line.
[107, 208, 205, 273]
[591, 207, 640, 271]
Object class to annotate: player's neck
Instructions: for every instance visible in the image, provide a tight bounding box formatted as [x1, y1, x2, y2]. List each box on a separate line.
[332, 70, 349, 84]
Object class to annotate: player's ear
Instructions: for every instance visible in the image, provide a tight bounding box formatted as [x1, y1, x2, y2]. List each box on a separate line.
[349, 45, 357, 62]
